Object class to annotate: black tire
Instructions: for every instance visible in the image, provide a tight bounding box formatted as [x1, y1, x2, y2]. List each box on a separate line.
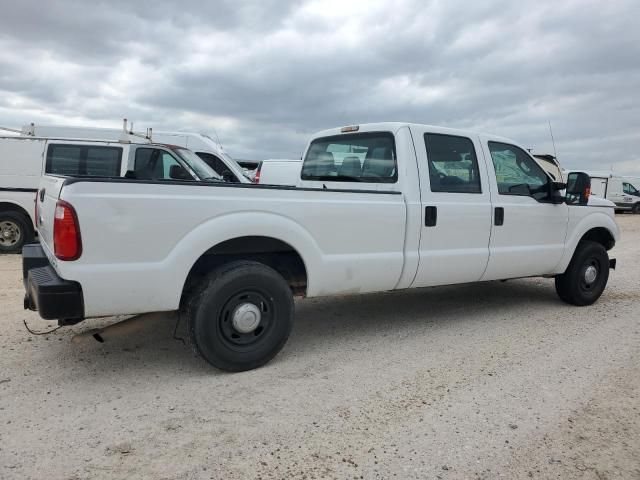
[186, 260, 294, 372]
[0, 211, 33, 254]
[632, 203, 640, 214]
[555, 241, 609, 306]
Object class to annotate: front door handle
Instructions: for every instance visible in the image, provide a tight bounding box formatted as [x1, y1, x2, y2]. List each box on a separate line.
[425, 206, 437, 227]
[494, 207, 504, 226]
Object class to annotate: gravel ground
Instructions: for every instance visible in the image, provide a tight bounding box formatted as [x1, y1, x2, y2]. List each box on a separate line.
[1, 216, 639, 480]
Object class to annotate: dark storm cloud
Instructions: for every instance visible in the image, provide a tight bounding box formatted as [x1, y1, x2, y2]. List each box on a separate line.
[1, 0, 639, 171]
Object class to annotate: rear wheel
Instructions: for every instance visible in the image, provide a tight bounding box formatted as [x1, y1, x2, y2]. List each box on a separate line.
[0, 212, 32, 254]
[555, 241, 609, 306]
[632, 203, 640, 214]
[186, 260, 294, 372]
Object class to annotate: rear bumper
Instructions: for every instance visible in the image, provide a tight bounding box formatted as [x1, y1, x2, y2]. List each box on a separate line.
[22, 243, 84, 321]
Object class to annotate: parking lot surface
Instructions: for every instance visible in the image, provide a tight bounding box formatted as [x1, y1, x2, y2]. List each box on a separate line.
[1, 216, 639, 479]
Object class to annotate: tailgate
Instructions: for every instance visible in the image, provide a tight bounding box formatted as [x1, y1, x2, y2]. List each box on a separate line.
[36, 175, 67, 252]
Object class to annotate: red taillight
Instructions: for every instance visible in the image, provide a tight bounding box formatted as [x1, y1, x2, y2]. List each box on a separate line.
[253, 163, 262, 184]
[54, 200, 82, 261]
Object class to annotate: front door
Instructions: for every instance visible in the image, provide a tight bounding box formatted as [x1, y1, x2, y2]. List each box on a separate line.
[481, 139, 569, 280]
[410, 127, 493, 287]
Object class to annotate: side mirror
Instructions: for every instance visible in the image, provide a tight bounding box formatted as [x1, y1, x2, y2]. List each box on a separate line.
[566, 172, 591, 205]
[549, 181, 567, 204]
[169, 165, 191, 180]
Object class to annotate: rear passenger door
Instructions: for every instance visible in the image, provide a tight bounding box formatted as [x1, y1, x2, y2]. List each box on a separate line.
[480, 139, 568, 280]
[410, 127, 492, 287]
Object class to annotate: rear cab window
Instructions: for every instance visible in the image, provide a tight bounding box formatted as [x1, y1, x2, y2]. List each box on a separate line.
[301, 132, 397, 184]
[46, 144, 122, 177]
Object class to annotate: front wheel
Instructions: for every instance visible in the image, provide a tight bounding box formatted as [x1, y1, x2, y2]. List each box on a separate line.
[555, 241, 610, 306]
[186, 260, 294, 372]
[632, 203, 640, 214]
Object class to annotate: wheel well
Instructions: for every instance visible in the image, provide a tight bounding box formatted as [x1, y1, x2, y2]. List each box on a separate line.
[0, 202, 34, 232]
[579, 227, 615, 250]
[182, 236, 308, 304]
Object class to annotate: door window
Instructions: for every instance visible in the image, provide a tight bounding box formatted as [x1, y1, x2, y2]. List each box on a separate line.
[424, 133, 481, 193]
[488, 142, 550, 201]
[133, 148, 191, 180]
[623, 182, 639, 196]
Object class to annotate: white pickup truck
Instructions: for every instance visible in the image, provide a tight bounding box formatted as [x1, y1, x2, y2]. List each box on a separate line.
[23, 123, 620, 371]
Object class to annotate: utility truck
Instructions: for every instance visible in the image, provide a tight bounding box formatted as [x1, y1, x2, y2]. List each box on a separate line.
[20, 123, 250, 183]
[0, 127, 229, 252]
[23, 123, 619, 371]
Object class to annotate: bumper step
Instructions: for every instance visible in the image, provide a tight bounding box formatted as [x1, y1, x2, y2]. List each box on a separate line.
[23, 244, 84, 321]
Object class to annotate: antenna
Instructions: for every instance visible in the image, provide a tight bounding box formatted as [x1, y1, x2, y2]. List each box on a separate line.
[213, 128, 222, 147]
[548, 120, 558, 160]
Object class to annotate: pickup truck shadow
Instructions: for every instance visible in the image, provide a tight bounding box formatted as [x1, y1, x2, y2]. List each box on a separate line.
[46, 278, 563, 376]
[287, 278, 563, 355]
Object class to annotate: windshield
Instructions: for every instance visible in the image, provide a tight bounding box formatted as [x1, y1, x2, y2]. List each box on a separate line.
[200, 134, 247, 177]
[174, 148, 222, 180]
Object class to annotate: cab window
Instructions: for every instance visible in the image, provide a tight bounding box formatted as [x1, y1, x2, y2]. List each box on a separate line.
[424, 133, 481, 193]
[301, 132, 397, 183]
[623, 182, 639, 196]
[133, 148, 191, 181]
[488, 142, 550, 201]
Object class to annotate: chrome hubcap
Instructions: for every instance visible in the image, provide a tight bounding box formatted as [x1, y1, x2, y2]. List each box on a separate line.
[231, 303, 262, 333]
[0, 221, 21, 247]
[584, 265, 598, 284]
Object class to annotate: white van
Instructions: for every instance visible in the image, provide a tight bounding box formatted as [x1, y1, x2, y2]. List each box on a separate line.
[252, 159, 302, 185]
[0, 134, 225, 253]
[21, 124, 249, 184]
[583, 172, 640, 213]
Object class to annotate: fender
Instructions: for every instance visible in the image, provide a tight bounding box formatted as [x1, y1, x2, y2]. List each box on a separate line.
[555, 209, 620, 273]
[161, 211, 324, 308]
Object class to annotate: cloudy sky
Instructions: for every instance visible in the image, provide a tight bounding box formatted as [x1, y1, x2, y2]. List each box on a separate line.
[1, 0, 639, 173]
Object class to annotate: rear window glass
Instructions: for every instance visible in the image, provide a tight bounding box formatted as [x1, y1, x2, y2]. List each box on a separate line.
[46, 144, 122, 177]
[301, 132, 397, 183]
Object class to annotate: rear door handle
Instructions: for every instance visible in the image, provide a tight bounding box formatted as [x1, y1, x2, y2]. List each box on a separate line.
[425, 206, 437, 227]
[494, 207, 504, 226]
